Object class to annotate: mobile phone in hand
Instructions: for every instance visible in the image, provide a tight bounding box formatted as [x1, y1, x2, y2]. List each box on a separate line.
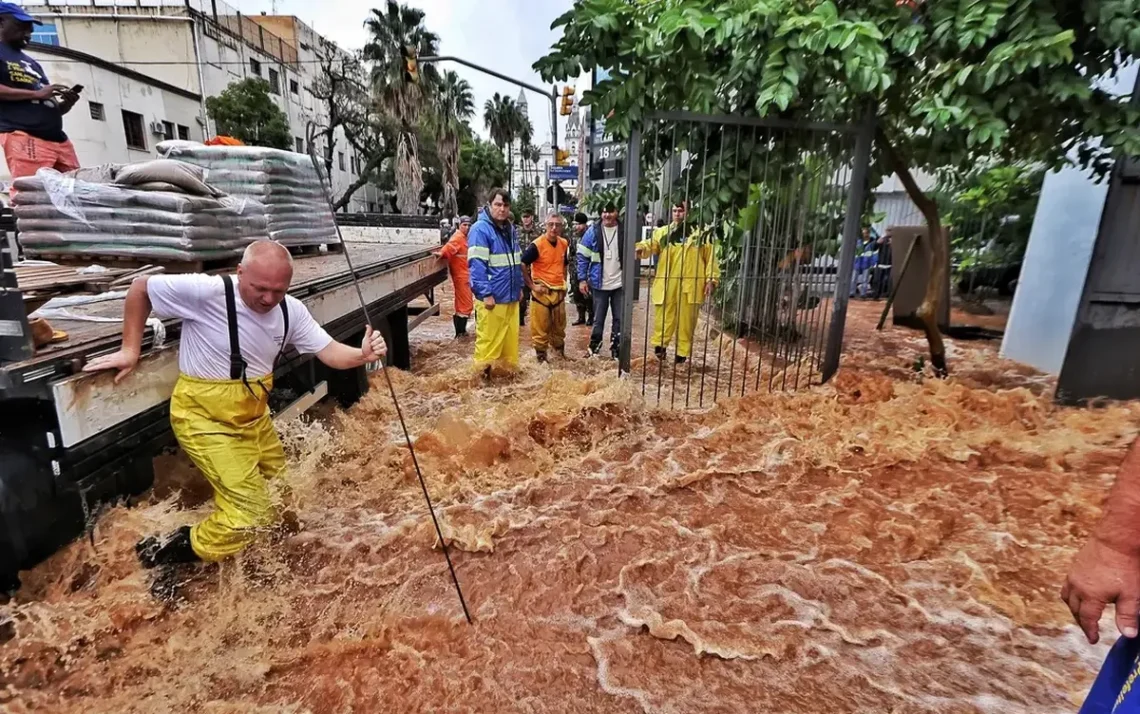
[69, 84, 84, 94]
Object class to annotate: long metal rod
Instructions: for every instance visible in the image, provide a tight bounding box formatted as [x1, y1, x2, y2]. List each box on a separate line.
[305, 124, 473, 624]
[649, 110, 859, 135]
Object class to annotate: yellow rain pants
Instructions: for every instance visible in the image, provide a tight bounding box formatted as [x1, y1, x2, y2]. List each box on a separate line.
[169, 373, 284, 562]
[651, 297, 702, 358]
[530, 289, 567, 354]
[473, 300, 520, 369]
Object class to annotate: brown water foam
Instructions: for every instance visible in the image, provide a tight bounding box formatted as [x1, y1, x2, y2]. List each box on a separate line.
[1, 300, 1135, 713]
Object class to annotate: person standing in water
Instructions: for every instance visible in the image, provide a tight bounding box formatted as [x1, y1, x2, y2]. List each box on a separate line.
[521, 212, 570, 362]
[577, 204, 627, 359]
[516, 210, 541, 327]
[568, 212, 594, 327]
[83, 241, 387, 569]
[433, 215, 473, 338]
[468, 189, 524, 376]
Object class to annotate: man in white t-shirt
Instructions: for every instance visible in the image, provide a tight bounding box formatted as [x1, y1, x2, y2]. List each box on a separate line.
[83, 240, 387, 569]
[576, 204, 627, 358]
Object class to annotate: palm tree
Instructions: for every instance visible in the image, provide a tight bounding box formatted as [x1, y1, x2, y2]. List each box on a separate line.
[432, 70, 474, 217]
[483, 93, 514, 192]
[363, 1, 440, 214]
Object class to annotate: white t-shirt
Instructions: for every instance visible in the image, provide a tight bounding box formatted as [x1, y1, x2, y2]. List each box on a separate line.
[147, 274, 334, 380]
[601, 225, 622, 291]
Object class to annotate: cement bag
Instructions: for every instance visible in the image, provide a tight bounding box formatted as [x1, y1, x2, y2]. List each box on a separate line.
[115, 160, 222, 197]
[14, 172, 257, 215]
[24, 243, 244, 262]
[17, 218, 267, 240]
[156, 139, 202, 156]
[64, 164, 122, 184]
[19, 232, 254, 251]
[14, 204, 267, 230]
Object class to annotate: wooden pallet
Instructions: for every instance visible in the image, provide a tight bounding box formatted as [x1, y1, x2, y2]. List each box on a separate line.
[32, 253, 240, 275]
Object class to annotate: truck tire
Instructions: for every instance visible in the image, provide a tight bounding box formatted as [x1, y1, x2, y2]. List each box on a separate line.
[0, 425, 80, 593]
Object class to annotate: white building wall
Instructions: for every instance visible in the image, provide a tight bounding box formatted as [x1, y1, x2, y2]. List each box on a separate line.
[21, 2, 380, 213]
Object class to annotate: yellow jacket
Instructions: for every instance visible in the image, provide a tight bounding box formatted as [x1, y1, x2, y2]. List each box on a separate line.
[637, 222, 721, 305]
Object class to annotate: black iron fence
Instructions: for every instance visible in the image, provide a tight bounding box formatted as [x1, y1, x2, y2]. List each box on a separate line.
[616, 110, 874, 409]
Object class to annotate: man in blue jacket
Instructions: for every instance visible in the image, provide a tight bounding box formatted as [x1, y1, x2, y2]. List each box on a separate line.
[468, 188, 524, 374]
[577, 203, 625, 359]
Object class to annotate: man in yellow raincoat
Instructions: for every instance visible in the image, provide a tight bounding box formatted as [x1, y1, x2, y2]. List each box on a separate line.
[637, 201, 721, 364]
[84, 240, 387, 568]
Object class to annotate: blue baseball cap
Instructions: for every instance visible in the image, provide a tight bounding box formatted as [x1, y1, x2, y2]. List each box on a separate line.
[0, 3, 42, 25]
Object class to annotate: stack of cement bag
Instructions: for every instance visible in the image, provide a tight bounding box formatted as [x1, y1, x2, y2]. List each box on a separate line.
[158, 142, 337, 249]
[13, 161, 267, 263]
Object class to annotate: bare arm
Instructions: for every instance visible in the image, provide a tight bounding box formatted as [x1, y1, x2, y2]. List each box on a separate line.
[1062, 435, 1140, 643]
[81, 277, 153, 383]
[315, 326, 387, 370]
[0, 84, 60, 102]
[522, 263, 536, 293]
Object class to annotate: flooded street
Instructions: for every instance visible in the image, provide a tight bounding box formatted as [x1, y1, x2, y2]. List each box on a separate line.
[3, 297, 1137, 713]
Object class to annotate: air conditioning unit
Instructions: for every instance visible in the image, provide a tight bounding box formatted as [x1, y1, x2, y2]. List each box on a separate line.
[149, 121, 167, 135]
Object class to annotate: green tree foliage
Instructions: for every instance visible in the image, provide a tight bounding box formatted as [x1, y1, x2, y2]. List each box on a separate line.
[483, 93, 531, 193]
[537, 0, 1140, 374]
[580, 185, 625, 217]
[938, 163, 1044, 275]
[364, 1, 440, 215]
[206, 78, 291, 150]
[432, 70, 475, 217]
[458, 135, 508, 216]
[515, 184, 537, 218]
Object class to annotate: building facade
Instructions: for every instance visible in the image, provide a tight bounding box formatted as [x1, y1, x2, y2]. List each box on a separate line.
[12, 0, 381, 212]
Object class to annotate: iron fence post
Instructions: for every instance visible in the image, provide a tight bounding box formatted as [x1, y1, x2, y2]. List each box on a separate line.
[821, 110, 876, 382]
[618, 126, 643, 375]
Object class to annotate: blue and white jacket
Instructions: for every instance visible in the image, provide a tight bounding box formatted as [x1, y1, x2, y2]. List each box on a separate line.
[468, 208, 524, 304]
[576, 222, 626, 291]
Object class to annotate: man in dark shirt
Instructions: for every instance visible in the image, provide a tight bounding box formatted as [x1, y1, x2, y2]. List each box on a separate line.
[0, 3, 81, 189]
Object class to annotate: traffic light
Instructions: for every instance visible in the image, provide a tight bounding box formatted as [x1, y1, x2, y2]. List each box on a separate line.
[555, 148, 571, 166]
[402, 44, 419, 84]
[559, 86, 575, 116]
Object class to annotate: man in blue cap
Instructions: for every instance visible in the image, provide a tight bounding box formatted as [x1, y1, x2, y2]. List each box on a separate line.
[0, 3, 82, 188]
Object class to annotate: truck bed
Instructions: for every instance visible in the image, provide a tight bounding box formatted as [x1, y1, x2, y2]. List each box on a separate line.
[12, 243, 434, 372]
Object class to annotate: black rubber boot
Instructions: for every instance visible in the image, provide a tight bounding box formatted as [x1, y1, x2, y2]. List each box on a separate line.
[611, 346, 620, 360]
[136, 526, 199, 569]
[589, 341, 601, 356]
[675, 355, 688, 365]
[536, 350, 548, 363]
[453, 315, 469, 337]
[572, 308, 586, 326]
[654, 346, 667, 360]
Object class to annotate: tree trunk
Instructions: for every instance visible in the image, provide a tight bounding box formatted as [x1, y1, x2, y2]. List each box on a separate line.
[333, 153, 384, 212]
[508, 142, 514, 195]
[878, 130, 949, 377]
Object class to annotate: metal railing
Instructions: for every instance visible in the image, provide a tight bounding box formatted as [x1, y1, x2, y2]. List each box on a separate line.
[615, 110, 874, 409]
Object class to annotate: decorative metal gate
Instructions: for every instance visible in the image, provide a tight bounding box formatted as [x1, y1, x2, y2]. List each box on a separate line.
[614, 110, 875, 408]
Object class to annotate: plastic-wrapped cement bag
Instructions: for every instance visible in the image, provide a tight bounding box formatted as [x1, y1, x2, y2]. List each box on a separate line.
[114, 159, 222, 197]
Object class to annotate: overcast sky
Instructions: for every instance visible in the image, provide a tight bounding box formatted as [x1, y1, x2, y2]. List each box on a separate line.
[237, 0, 584, 143]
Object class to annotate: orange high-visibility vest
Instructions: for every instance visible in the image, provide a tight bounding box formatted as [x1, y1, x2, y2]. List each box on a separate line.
[530, 235, 569, 289]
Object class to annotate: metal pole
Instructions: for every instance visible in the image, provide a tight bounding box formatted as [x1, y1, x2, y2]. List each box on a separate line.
[305, 123, 473, 625]
[820, 109, 876, 382]
[618, 126, 642, 375]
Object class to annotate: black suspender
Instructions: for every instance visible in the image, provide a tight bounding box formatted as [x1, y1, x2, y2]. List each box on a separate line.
[221, 275, 290, 393]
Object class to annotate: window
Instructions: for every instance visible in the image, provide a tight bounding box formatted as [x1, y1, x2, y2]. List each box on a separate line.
[306, 139, 313, 156]
[338, 151, 345, 171]
[31, 22, 59, 47]
[177, 125, 190, 141]
[162, 120, 174, 141]
[88, 102, 105, 121]
[289, 79, 299, 95]
[249, 58, 262, 76]
[122, 110, 146, 150]
[349, 155, 356, 174]
[268, 68, 280, 94]
[368, 202, 376, 213]
[295, 137, 304, 154]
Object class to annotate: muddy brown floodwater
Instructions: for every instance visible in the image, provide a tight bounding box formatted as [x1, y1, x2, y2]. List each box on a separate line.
[2, 297, 1138, 713]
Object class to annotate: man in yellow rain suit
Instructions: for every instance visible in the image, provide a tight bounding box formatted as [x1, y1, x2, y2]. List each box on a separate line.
[521, 212, 570, 362]
[84, 241, 387, 568]
[637, 201, 721, 364]
[468, 188, 524, 376]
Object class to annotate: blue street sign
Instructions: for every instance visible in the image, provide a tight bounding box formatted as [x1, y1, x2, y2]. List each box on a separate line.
[548, 166, 578, 181]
